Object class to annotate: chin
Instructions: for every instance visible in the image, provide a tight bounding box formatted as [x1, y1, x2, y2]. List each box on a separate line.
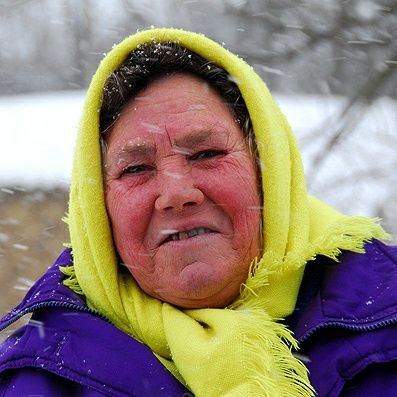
[130, 258, 249, 309]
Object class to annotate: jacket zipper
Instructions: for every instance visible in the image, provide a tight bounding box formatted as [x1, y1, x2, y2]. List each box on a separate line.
[0, 301, 111, 333]
[298, 316, 397, 345]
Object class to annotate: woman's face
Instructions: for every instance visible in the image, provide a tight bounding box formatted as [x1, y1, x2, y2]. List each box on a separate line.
[104, 74, 261, 308]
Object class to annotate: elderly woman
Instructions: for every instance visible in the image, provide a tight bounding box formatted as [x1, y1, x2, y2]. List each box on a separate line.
[1, 28, 397, 396]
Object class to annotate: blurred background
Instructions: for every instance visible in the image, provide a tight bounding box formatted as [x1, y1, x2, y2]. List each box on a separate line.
[0, 0, 396, 326]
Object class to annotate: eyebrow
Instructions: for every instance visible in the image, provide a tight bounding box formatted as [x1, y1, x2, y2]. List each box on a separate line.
[109, 141, 156, 162]
[107, 128, 228, 163]
[173, 129, 227, 148]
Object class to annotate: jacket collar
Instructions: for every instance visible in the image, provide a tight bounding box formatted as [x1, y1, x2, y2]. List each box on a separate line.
[0, 249, 88, 332]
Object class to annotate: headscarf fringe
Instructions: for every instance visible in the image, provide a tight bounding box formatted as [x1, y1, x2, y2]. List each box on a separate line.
[61, 212, 69, 225]
[310, 216, 389, 261]
[234, 216, 389, 305]
[59, 265, 84, 295]
[235, 308, 315, 397]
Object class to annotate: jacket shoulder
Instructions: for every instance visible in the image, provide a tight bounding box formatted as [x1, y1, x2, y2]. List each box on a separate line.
[0, 250, 189, 397]
[292, 240, 397, 396]
[322, 240, 397, 324]
[294, 240, 397, 336]
[0, 307, 189, 397]
[0, 366, 99, 396]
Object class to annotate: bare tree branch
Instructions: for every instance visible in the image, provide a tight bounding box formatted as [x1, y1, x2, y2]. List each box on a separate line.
[307, 55, 397, 185]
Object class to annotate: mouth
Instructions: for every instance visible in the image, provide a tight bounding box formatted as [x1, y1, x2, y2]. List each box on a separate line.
[161, 227, 214, 244]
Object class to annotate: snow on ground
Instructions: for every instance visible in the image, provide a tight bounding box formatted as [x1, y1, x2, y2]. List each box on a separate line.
[0, 90, 396, 221]
[0, 91, 84, 187]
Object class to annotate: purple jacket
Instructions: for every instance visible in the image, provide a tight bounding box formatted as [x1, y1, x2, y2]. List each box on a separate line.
[1, 240, 397, 396]
[288, 239, 397, 396]
[0, 249, 190, 396]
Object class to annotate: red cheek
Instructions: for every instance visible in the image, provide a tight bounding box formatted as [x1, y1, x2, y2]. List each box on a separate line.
[106, 181, 156, 231]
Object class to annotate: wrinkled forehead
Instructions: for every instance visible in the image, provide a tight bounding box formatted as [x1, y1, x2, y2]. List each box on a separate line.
[99, 41, 250, 138]
[103, 74, 246, 161]
[102, 72, 245, 147]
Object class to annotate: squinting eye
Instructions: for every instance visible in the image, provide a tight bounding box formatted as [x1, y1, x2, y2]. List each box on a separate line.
[191, 150, 224, 161]
[124, 164, 149, 174]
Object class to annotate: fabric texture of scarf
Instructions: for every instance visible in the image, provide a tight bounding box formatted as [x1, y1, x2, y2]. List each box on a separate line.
[62, 28, 388, 396]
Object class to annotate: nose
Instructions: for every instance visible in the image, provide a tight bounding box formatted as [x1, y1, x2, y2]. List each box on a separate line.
[155, 169, 204, 212]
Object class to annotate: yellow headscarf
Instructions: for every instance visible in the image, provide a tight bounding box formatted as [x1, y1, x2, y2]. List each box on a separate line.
[63, 28, 388, 396]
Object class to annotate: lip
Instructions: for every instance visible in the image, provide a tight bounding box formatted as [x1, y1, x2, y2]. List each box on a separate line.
[157, 222, 220, 246]
[161, 229, 218, 246]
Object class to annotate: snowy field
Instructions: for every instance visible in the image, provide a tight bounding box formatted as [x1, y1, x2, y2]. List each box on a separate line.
[0, 91, 84, 187]
[1, 90, 396, 224]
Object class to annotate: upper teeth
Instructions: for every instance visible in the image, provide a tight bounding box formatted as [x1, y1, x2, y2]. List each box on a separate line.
[169, 227, 211, 241]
